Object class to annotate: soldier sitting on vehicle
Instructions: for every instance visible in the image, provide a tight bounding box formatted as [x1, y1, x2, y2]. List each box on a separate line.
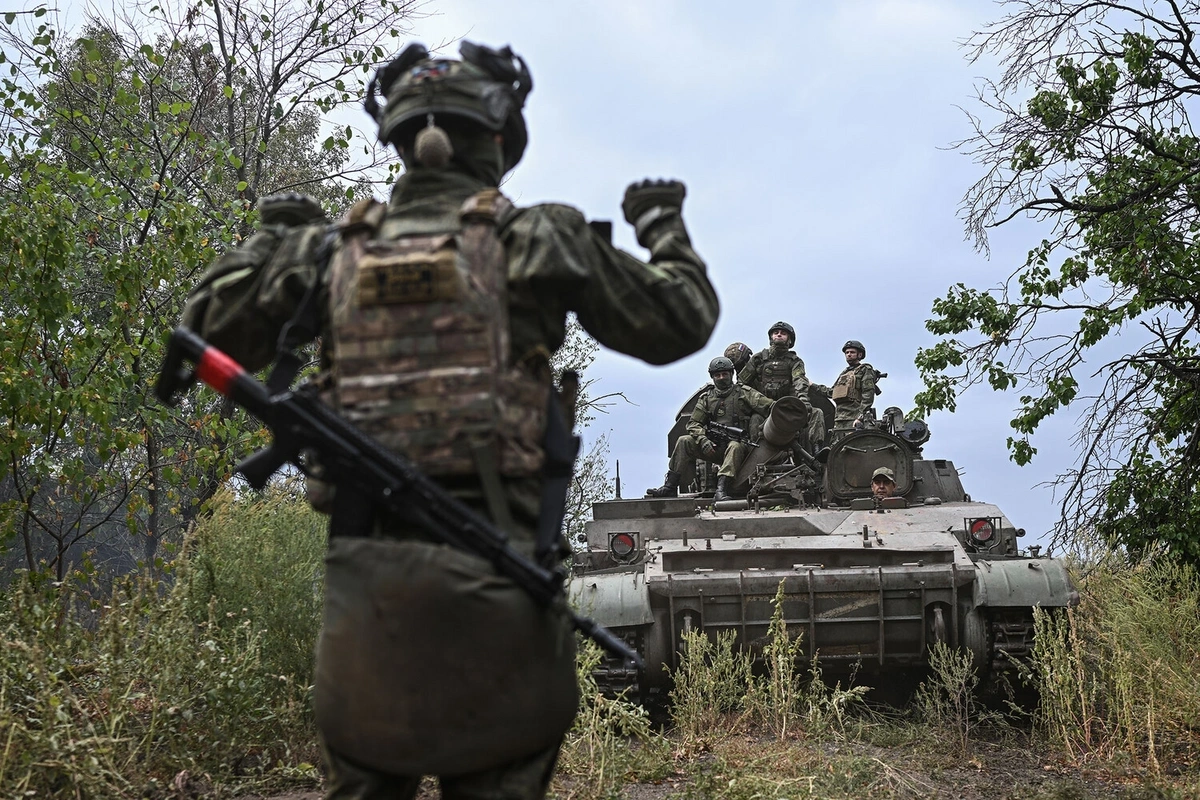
[646, 356, 774, 502]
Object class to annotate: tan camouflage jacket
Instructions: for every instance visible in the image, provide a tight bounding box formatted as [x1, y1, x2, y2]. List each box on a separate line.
[827, 362, 878, 424]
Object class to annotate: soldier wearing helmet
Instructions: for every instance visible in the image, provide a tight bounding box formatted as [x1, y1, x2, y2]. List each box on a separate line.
[816, 340, 880, 439]
[723, 341, 752, 373]
[646, 356, 773, 502]
[738, 321, 822, 450]
[182, 40, 718, 800]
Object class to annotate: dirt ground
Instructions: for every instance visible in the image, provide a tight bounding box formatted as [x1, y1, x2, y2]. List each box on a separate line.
[232, 737, 1180, 800]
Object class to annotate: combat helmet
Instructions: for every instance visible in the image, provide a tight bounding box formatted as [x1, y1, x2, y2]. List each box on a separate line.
[843, 339, 866, 357]
[708, 356, 735, 374]
[768, 321, 796, 348]
[364, 41, 533, 173]
[723, 342, 752, 371]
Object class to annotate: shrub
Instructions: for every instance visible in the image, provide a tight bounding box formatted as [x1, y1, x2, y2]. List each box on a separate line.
[0, 486, 325, 798]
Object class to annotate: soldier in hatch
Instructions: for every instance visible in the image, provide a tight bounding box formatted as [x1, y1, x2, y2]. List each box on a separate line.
[816, 339, 879, 439]
[871, 466, 897, 499]
[646, 356, 773, 502]
[739, 321, 824, 451]
[180, 40, 718, 800]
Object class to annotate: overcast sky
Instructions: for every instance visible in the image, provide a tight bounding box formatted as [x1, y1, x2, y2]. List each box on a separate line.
[392, 0, 1085, 546]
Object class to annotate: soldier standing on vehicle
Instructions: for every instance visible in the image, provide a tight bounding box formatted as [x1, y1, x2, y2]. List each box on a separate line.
[180, 40, 718, 800]
[817, 340, 879, 439]
[739, 321, 824, 451]
[646, 357, 773, 502]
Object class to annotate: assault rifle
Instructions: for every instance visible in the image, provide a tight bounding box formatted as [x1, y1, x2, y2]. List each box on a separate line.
[705, 421, 752, 446]
[155, 326, 641, 668]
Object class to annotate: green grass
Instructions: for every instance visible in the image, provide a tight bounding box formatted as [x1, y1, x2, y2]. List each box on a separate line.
[0, 486, 326, 799]
[6, 501, 1200, 799]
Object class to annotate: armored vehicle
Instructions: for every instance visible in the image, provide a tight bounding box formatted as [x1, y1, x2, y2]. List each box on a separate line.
[570, 388, 1077, 700]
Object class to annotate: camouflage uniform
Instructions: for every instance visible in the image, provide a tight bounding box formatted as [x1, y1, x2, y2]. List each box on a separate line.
[182, 41, 718, 800]
[826, 362, 878, 432]
[669, 383, 774, 478]
[739, 344, 822, 447]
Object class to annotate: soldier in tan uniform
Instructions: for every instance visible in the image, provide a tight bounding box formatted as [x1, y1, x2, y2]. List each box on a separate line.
[646, 357, 773, 502]
[181, 40, 718, 800]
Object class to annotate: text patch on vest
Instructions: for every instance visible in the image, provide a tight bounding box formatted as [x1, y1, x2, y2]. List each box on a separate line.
[357, 242, 461, 306]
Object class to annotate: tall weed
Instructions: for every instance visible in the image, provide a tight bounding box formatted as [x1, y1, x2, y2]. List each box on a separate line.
[744, 582, 804, 738]
[1031, 560, 1200, 770]
[0, 487, 326, 798]
[914, 641, 1000, 755]
[670, 628, 754, 742]
[557, 641, 670, 800]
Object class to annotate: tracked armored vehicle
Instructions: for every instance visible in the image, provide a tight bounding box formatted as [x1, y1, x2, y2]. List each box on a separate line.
[569, 389, 1077, 700]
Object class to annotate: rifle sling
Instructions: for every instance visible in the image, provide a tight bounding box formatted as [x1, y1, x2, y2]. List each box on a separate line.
[536, 388, 580, 567]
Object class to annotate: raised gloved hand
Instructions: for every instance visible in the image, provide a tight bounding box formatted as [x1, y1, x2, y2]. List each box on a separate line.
[622, 179, 686, 225]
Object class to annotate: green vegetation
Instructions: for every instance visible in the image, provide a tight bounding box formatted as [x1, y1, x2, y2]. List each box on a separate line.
[915, 1, 1200, 565]
[3, 490, 1200, 798]
[0, 489, 326, 798]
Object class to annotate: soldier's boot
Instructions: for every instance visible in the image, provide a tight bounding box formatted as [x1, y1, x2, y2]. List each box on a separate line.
[645, 471, 680, 498]
[713, 476, 732, 503]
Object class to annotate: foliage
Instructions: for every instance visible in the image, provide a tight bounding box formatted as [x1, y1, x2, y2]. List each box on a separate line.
[916, 0, 1200, 562]
[0, 487, 325, 798]
[743, 581, 804, 739]
[556, 640, 671, 800]
[1029, 560, 1200, 770]
[552, 314, 622, 545]
[670, 628, 755, 743]
[914, 641, 1004, 756]
[0, 1, 414, 577]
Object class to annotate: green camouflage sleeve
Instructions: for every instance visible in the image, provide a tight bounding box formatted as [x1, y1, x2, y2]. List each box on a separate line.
[686, 393, 713, 446]
[181, 222, 329, 372]
[504, 203, 718, 365]
[740, 386, 775, 418]
[738, 356, 759, 389]
[859, 365, 878, 408]
[790, 357, 813, 407]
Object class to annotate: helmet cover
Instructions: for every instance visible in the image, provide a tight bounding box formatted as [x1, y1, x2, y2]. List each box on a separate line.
[365, 41, 532, 173]
[723, 342, 752, 370]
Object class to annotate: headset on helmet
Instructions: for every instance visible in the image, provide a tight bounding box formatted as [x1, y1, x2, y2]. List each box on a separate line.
[842, 339, 866, 357]
[768, 321, 796, 348]
[364, 40, 533, 173]
[708, 356, 735, 374]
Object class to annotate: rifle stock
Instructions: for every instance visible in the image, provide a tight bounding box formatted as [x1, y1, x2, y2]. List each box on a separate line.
[156, 326, 642, 668]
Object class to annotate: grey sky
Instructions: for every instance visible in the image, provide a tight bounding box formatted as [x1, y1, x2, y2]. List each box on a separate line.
[400, 0, 1081, 545]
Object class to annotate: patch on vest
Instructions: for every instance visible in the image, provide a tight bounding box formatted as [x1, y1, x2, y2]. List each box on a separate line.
[356, 240, 461, 306]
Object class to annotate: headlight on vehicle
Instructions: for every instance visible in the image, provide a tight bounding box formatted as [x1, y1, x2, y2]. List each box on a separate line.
[609, 532, 638, 561]
[967, 517, 997, 547]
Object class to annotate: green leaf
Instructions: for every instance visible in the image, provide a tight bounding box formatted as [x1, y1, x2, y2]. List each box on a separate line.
[222, 84, 234, 99]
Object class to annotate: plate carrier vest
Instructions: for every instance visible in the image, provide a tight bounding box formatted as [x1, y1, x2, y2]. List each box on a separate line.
[324, 189, 549, 479]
